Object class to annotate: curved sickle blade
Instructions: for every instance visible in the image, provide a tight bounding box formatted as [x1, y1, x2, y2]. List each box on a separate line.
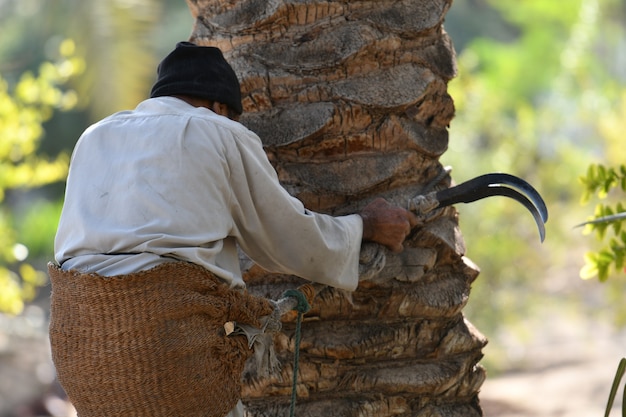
[443, 185, 547, 242]
[435, 173, 548, 223]
[434, 173, 548, 242]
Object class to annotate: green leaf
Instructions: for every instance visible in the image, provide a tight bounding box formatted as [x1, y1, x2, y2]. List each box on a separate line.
[580, 253, 599, 280]
[614, 219, 622, 235]
[598, 264, 610, 282]
[598, 249, 615, 264]
[603, 358, 626, 417]
[580, 262, 598, 280]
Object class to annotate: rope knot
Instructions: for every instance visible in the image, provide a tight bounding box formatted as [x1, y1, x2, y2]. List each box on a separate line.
[281, 289, 311, 314]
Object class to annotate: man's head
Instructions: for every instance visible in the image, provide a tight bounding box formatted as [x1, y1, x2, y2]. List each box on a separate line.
[150, 42, 243, 116]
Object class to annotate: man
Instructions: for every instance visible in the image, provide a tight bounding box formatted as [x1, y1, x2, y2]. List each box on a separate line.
[50, 42, 417, 417]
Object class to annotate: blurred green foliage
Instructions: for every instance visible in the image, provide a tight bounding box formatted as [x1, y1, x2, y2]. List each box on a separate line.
[444, 0, 626, 366]
[579, 163, 626, 282]
[0, 39, 82, 314]
[0, 0, 186, 314]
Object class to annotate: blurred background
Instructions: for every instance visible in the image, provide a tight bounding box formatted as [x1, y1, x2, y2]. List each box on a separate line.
[0, 0, 624, 415]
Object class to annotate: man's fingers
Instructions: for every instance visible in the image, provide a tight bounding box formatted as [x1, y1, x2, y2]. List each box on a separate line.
[389, 242, 404, 253]
[406, 210, 420, 229]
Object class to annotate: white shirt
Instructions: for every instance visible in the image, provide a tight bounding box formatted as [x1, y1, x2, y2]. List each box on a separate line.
[55, 97, 363, 291]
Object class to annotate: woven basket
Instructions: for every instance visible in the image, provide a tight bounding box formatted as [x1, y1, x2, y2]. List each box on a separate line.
[48, 261, 273, 417]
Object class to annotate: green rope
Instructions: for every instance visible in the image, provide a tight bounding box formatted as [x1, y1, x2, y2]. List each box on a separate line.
[281, 289, 310, 417]
[282, 289, 311, 314]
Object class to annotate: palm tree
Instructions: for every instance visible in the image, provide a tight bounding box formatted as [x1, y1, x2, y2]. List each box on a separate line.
[187, 0, 486, 415]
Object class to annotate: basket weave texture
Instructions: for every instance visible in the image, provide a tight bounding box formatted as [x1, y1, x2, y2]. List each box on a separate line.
[48, 261, 273, 417]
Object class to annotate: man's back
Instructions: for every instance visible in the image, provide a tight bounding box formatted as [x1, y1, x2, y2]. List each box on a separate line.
[55, 96, 363, 290]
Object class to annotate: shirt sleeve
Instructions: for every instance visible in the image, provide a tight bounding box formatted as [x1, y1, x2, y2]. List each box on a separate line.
[224, 124, 363, 291]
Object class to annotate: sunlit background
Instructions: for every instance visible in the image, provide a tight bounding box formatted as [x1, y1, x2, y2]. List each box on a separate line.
[1, 0, 624, 416]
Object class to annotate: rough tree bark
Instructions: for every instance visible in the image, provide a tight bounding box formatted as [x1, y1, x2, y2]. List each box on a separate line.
[186, 1, 487, 416]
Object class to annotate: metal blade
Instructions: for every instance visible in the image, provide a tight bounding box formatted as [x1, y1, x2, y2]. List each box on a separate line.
[439, 184, 547, 242]
[435, 173, 549, 223]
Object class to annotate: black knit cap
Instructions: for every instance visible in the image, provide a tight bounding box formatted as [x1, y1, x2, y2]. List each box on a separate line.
[150, 42, 243, 115]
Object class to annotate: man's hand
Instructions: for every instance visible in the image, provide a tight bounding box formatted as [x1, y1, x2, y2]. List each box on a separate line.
[359, 198, 420, 253]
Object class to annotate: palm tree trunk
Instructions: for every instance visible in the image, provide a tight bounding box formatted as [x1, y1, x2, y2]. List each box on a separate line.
[186, 1, 486, 415]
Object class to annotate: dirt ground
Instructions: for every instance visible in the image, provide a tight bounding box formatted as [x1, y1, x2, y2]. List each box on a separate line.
[480, 338, 625, 417]
[1, 301, 624, 417]
[478, 308, 626, 417]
